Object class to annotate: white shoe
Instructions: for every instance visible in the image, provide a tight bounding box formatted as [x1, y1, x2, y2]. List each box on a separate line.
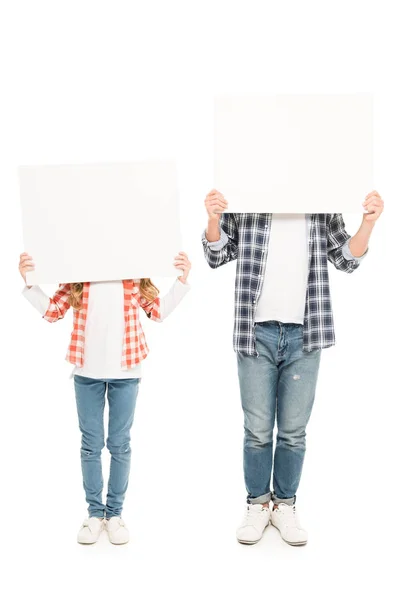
[105, 516, 130, 545]
[236, 504, 271, 544]
[77, 517, 104, 544]
[271, 503, 308, 546]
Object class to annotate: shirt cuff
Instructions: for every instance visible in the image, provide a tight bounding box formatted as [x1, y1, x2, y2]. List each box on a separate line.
[201, 227, 229, 250]
[342, 238, 368, 262]
[175, 276, 191, 290]
[22, 284, 50, 316]
[159, 275, 191, 320]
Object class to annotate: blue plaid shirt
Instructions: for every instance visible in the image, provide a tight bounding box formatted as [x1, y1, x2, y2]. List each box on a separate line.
[202, 213, 367, 354]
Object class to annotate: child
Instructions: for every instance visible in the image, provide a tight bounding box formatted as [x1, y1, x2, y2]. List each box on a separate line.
[19, 251, 191, 544]
[202, 188, 383, 546]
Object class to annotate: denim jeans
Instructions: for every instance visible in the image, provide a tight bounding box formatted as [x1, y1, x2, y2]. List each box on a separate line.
[74, 375, 140, 519]
[237, 321, 321, 506]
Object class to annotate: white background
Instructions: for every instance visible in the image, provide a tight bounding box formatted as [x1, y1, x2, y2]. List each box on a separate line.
[0, 1, 398, 599]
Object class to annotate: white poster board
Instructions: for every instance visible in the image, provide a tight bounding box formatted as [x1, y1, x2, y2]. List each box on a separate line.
[19, 161, 181, 285]
[214, 94, 373, 213]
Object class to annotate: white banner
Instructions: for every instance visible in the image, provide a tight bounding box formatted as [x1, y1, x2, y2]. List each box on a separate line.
[214, 94, 373, 213]
[19, 161, 181, 285]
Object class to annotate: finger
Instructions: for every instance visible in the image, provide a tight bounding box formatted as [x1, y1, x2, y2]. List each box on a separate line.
[174, 253, 188, 260]
[364, 193, 382, 202]
[206, 198, 228, 207]
[363, 195, 381, 205]
[177, 251, 188, 258]
[20, 260, 35, 268]
[206, 190, 222, 199]
[207, 190, 225, 199]
[363, 196, 382, 207]
[207, 195, 226, 205]
[365, 190, 380, 200]
[174, 259, 188, 265]
[365, 201, 383, 212]
[209, 200, 228, 209]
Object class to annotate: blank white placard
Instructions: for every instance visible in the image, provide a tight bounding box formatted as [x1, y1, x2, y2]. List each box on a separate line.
[214, 94, 373, 213]
[19, 161, 182, 285]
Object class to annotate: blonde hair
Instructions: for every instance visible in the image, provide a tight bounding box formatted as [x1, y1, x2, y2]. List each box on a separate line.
[68, 279, 159, 310]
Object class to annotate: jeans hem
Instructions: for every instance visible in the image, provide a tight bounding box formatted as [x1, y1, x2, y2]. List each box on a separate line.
[247, 492, 272, 505]
[272, 494, 296, 506]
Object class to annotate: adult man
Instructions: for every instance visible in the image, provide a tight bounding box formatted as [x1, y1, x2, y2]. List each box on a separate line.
[202, 189, 383, 546]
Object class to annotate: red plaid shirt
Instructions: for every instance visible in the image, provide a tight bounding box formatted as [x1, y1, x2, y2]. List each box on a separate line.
[43, 280, 161, 369]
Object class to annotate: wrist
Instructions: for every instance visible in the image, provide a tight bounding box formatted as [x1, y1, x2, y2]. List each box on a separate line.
[208, 214, 220, 224]
[206, 218, 221, 242]
[361, 217, 375, 232]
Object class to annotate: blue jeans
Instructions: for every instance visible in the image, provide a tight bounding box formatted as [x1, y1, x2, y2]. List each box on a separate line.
[74, 375, 140, 519]
[237, 321, 321, 506]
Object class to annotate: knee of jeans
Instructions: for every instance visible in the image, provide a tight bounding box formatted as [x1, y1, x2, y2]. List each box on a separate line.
[277, 428, 306, 449]
[80, 439, 104, 457]
[106, 440, 131, 455]
[244, 426, 273, 449]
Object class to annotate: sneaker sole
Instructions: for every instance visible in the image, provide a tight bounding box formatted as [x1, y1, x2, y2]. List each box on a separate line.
[271, 523, 307, 546]
[108, 539, 130, 545]
[236, 522, 270, 545]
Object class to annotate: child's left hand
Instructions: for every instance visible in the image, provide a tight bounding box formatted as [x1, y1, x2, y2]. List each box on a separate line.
[174, 251, 191, 284]
[362, 190, 384, 222]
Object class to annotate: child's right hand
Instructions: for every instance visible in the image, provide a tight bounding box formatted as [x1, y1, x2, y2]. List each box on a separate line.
[205, 189, 228, 221]
[19, 252, 35, 287]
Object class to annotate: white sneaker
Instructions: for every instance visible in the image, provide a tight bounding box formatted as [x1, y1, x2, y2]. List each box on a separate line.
[236, 504, 271, 544]
[105, 516, 130, 545]
[77, 517, 104, 544]
[271, 503, 308, 546]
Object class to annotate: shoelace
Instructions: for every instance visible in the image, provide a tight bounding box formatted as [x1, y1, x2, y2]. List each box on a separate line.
[107, 518, 125, 528]
[275, 505, 301, 528]
[81, 518, 102, 533]
[243, 506, 268, 527]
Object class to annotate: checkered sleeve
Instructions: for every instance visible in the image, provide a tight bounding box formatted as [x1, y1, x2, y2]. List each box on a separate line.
[139, 294, 162, 323]
[326, 214, 362, 274]
[201, 213, 239, 269]
[43, 283, 72, 322]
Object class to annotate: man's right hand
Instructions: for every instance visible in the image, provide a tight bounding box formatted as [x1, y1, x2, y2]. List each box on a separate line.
[205, 189, 228, 221]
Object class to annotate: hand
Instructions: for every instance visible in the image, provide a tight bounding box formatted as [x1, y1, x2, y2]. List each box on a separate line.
[205, 189, 228, 221]
[19, 252, 35, 287]
[174, 251, 191, 284]
[362, 190, 384, 223]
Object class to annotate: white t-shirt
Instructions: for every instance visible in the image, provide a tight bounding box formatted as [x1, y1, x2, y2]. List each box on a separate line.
[23, 278, 190, 379]
[254, 213, 309, 324]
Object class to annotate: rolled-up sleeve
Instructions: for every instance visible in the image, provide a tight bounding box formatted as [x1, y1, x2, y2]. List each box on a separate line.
[342, 237, 368, 263]
[327, 213, 366, 274]
[202, 213, 239, 269]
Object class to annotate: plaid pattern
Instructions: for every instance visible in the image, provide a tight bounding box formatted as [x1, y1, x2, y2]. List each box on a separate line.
[202, 213, 363, 354]
[43, 279, 161, 369]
